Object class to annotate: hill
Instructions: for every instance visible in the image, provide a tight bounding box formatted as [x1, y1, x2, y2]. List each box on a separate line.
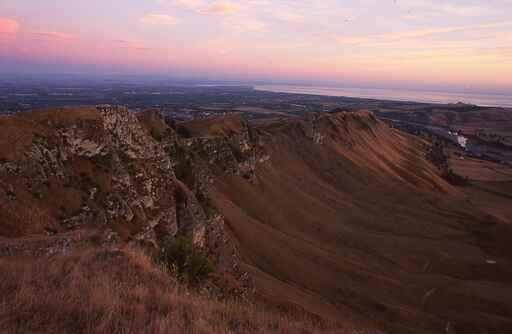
[1, 106, 511, 333]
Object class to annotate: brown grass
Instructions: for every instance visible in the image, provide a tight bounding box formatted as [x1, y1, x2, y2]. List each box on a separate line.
[0, 246, 350, 334]
[209, 112, 512, 334]
[179, 114, 245, 138]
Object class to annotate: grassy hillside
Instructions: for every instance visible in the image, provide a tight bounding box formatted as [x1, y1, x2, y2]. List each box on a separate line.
[1, 106, 511, 334]
[207, 112, 512, 334]
[0, 243, 360, 334]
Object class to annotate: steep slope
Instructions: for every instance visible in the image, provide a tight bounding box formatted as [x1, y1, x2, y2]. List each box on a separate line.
[204, 112, 512, 334]
[0, 105, 251, 297]
[0, 240, 351, 334]
[0, 105, 180, 239]
[1, 106, 511, 334]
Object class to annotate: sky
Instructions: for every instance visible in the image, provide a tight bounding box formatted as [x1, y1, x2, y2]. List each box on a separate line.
[0, 0, 511, 94]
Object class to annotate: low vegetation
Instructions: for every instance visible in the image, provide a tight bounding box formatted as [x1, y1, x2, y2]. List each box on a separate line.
[442, 168, 468, 186]
[154, 236, 213, 284]
[0, 246, 349, 334]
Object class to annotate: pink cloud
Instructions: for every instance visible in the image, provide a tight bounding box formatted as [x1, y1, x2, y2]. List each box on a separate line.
[173, 0, 241, 15]
[32, 31, 75, 40]
[201, 2, 240, 15]
[0, 18, 19, 34]
[173, 0, 203, 10]
[140, 14, 178, 25]
[0, 18, 20, 39]
[116, 39, 151, 51]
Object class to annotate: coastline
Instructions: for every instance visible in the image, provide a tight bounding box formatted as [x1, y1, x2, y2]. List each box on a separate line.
[254, 84, 512, 108]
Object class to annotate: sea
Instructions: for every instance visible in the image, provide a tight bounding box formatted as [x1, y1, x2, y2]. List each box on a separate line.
[254, 84, 512, 108]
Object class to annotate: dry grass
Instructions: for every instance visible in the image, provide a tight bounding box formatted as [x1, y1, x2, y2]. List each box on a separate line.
[179, 114, 245, 138]
[0, 246, 348, 334]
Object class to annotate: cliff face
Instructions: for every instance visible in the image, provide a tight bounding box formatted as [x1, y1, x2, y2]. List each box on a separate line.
[0, 106, 177, 239]
[0, 106, 431, 240]
[1, 106, 511, 334]
[0, 105, 255, 298]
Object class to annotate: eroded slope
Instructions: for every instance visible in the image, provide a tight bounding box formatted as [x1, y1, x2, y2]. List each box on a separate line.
[1, 106, 511, 334]
[207, 112, 512, 334]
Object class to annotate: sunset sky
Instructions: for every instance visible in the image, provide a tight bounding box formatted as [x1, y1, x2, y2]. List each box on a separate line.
[0, 0, 511, 93]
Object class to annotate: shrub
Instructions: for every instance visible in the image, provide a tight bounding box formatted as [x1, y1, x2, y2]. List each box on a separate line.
[155, 236, 212, 283]
[0, 247, 350, 334]
[173, 158, 196, 188]
[91, 152, 113, 169]
[176, 126, 191, 138]
[195, 190, 216, 218]
[150, 128, 164, 142]
[442, 168, 468, 186]
[229, 142, 245, 162]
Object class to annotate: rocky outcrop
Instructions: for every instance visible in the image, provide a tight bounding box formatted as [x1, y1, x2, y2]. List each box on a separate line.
[0, 105, 256, 299]
[1, 107, 393, 301]
[179, 115, 270, 184]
